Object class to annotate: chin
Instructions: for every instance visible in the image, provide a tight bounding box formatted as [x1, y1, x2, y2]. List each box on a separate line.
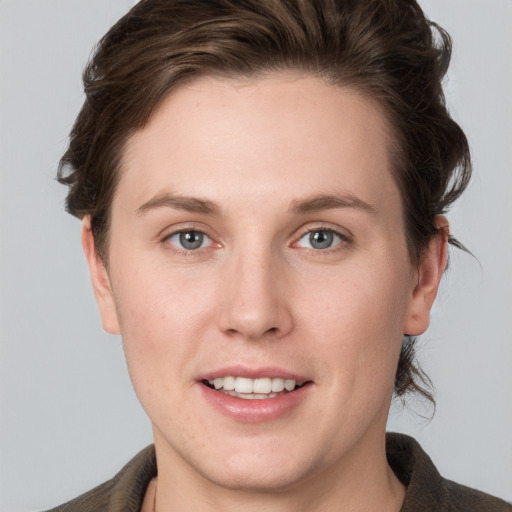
[199, 461, 312, 493]
[191, 439, 321, 493]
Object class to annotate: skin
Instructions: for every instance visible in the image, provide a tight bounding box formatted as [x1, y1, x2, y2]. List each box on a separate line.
[82, 74, 448, 512]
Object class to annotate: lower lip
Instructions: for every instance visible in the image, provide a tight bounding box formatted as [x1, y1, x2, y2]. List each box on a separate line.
[198, 382, 312, 423]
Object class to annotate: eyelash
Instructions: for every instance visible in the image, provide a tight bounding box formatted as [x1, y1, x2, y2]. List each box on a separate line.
[292, 227, 350, 252]
[162, 228, 215, 254]
[161, 226, 351, 254]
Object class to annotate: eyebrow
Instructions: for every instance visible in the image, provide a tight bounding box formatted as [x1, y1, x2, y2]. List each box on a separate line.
[137, 191, 376, 217]
[137, 192, 221, 216]
[289, 193, 377, 215]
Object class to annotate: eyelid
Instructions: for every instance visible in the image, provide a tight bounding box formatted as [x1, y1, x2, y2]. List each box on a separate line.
[291, 224, 352, 250]
[158, 222, 350, 253]
[160, 224, 221, 252]
[167, 230, 211, 249]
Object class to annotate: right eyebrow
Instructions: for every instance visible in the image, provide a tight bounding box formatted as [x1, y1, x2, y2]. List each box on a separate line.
[136, 192, 221, 216]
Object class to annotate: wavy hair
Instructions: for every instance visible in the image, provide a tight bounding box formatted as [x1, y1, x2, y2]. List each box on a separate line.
[58, 0, 471, 402]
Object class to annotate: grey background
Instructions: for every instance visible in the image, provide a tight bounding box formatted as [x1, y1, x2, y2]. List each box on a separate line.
[1, 0, 511, 510]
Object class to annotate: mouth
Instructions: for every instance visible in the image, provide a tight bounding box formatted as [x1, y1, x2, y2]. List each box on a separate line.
[201, 376, 308, 400]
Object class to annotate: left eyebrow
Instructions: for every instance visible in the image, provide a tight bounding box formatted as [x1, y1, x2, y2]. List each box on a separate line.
[289, 193, 377, 215]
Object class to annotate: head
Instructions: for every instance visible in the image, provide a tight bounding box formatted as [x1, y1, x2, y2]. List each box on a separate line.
[58, 0, 470, 492]
[58, 0, 470, 403]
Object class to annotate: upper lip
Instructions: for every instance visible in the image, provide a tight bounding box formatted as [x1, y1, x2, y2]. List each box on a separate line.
[197, 365, 310, 383]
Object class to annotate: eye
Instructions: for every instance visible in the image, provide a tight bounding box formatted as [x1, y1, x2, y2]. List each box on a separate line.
[295, 229, 345, 250]
[166, 230, 211, 251]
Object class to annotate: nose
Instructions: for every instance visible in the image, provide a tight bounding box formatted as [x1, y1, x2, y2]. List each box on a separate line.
[217, 249, 294, 341]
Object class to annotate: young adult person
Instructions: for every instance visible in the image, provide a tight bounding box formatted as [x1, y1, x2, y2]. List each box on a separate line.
[46, 0, 511, 510]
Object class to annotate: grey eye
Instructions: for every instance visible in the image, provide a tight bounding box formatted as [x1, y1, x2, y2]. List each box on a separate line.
[168, 230, 209, 250]
[296, 229, 343, 250]
[180, 231, 204, 249]
[309, 230, 334, 249]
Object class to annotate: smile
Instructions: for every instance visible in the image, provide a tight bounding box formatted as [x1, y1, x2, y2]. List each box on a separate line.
[199, 371, 312, 422]
[202, 376, 306, 400]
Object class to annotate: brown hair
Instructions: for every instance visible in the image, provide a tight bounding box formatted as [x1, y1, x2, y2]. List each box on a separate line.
[57, 0, 471, 402]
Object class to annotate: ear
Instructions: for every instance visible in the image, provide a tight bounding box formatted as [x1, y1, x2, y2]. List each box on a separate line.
[404, 215, 449, 336]
[81, 216, 120, 335]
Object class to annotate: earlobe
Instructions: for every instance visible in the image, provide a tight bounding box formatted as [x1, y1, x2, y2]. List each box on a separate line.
[404, 216, 449, 336]
[81, 216, 120, 335]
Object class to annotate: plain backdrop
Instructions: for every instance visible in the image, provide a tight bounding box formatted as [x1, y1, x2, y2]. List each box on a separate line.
[1, 1, 511, 510]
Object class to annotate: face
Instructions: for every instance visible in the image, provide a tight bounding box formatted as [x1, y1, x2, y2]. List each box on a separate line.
[84, 74, 444, 494]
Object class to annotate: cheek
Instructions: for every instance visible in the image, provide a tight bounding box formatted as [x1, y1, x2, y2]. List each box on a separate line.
[110, 263, 215, 390]
[114, 256, 214, 328]
[301, 259, 410, 388]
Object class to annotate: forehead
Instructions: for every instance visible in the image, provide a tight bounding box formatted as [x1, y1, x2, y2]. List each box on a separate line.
[117, 73, 400, 217]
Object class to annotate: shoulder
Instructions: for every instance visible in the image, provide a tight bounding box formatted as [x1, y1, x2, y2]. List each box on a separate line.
[386, 433, 511, 512]
[442, 478, 512, 511]
[44, 445, 157, 512]
[44, 479, 113, 512]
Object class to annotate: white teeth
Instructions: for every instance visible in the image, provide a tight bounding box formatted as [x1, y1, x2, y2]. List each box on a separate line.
[253, 378, 272, 394]
[235, 377, 253, 394]
[224, 391, 281, 400]
[207, 376, 301, 394]
[284, 379, 296, 391]
[223, 376, 236, 391]
[271, 378, 285, 392]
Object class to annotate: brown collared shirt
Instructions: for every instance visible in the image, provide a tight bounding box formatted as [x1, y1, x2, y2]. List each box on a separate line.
[46, 434, 511, 511]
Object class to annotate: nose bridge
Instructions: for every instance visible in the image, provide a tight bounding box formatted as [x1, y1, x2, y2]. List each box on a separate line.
[218, 240, 292, 340]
